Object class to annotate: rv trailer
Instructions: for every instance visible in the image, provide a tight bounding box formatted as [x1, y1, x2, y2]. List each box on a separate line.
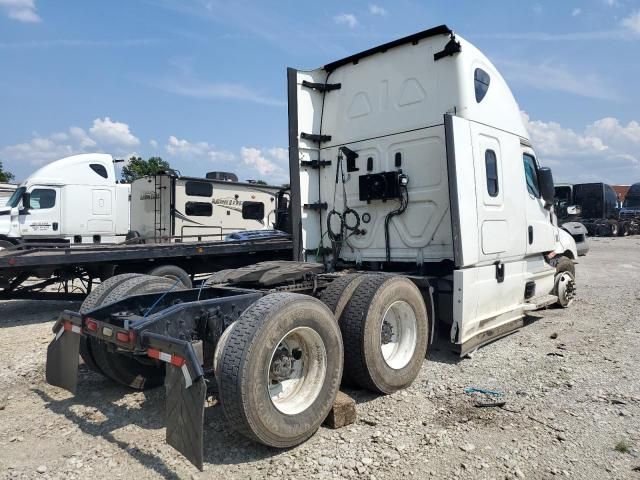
[130, 172, 285, 242]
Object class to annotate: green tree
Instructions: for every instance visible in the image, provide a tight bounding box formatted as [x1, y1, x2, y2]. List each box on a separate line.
[0, 161, 15, 183]
[120, 156, 171, 183]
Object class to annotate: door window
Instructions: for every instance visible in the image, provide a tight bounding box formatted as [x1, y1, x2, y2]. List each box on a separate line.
[522, 154, 540, 198]
[30, 189, 56, 209]
[485, 150, 499, 197]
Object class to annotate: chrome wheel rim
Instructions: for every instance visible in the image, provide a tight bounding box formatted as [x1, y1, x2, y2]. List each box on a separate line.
[380, 301, 417, 369]
[556, 272, 576, 307]
[267, 327, 327, 415]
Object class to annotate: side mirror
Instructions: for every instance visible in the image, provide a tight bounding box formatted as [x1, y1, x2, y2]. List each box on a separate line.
[21, 192, 31, 213]
[538, 167, 555, 209]
[566, 205, 581, 216]
[242, 201, 265, 220]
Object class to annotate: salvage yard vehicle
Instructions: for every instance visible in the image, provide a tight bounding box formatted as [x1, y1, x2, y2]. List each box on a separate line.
[619, 182, 640, 224]
[0, 183, 17, 208]
[555, 182, 639, 237]
[46, 25, 578, 470]
[0, 154, 130, 249]
[129, 171, 284, 242]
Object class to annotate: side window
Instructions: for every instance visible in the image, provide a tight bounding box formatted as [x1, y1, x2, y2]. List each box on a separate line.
[185, 201, 212, 217]
[90, 164, 109, 179]
[30, 189, 56, 209]
[185, 181, 213, 197]
[474, 68, 490, 103]
[522, 154, 541, 198]
[485, 150, 499, 197]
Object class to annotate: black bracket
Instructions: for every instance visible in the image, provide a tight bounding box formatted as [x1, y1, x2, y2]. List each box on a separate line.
[301, 132, 332, 143]
[301, 80, 342, 92]
[303, 202, 328, 211]
[300, 160, 332, 169]
[434, 35, 462, 61]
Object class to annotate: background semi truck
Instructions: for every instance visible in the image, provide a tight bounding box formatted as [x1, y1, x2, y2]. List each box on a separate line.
[619, 182, 640, 220]
[46, 25, 578, 470]
[0, 153, 130, 249]
[0, 183, 17, 208]
[555, 182, 639, 236]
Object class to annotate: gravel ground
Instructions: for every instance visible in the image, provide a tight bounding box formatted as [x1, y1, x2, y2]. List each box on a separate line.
[0, 237, 639, 480]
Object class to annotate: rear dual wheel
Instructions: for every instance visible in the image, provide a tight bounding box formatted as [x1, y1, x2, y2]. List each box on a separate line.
[339, 275, 429, 394]
[217, 293, 343, 447]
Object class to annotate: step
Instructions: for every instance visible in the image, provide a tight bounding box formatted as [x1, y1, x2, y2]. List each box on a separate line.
[523, 294, 557, 311]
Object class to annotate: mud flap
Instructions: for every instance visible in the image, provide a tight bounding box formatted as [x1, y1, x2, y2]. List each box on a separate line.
[45, 327, 80, 394]
[165, 364, 206, 470]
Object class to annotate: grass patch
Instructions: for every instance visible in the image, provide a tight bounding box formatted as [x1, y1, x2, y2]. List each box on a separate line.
[614, 439, 632, 453]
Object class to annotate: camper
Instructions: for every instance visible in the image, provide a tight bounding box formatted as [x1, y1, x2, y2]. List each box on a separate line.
[0, 154, 130, 249]
[129, 172, 284, 242]
[47, 25, 578, 470]
[0, 183, 17, 208]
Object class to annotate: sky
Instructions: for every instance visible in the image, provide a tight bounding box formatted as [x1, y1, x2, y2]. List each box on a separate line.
[0, 0, 639, 185]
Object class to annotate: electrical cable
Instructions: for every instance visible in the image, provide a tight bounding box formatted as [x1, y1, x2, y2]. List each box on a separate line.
[384, 184, 409, 262]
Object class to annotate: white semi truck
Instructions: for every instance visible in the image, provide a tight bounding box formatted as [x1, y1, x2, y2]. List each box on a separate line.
[0, 183, 17, 208]
[46, 25, 578, 470]
[0, 153, 130, 249]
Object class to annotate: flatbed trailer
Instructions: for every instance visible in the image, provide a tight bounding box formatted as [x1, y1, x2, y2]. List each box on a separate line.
[0, 233, 293, 299]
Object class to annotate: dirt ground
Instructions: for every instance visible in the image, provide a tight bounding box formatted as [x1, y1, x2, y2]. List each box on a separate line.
[0, 237, 639, 480]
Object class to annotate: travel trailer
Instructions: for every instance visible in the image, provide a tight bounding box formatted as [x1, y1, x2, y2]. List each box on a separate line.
[0, 183, 17, 208]
[0, 154, 130, 249]
[47, 25, 578, 470]
[129, 172, 284, 242]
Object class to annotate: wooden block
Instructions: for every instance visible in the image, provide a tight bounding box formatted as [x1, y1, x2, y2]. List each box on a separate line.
[324, 391, 356, 429]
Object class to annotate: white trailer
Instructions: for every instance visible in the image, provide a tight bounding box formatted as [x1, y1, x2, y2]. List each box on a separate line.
[0, 183, 17, 208]
[0, 154, 130, 249]
[46, 25, 578, 470]
[129, 173, 284, 242]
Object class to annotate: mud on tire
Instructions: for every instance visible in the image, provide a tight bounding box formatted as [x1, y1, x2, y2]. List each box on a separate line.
[217, 292, 343, 447]
[340, 275, 429, 394]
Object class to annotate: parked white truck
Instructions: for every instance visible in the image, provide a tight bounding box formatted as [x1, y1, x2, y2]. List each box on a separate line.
[46, 25, 577, 470]
[0, 154, 130, 249]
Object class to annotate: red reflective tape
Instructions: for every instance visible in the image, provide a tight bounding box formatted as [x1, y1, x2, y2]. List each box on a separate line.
[85, 319, 98, 332]
[147, 348, 160, 360]
[170, 355, 186, 368]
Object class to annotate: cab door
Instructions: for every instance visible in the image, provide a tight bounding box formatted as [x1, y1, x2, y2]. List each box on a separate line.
[522, 148, 555, 254]
[445, 114, 531, 354]
[19, 186, 62, 237]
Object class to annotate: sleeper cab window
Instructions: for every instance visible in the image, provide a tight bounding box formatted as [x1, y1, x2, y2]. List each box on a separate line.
[30, 188, 56, 209]
[185, 181, 213, 197]
[185, 201, 212, 216]
[485, 150, 499, 197]
[90, 163, 109, 179]
[522, 154, 541, 198]
[474, 68, 490, 103]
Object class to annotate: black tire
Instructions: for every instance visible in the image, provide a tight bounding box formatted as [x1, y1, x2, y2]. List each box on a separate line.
[618, 222, 629, 237]
[218, 292, 343, 448]
[340, 275, 429, 394]
[609, 221, 619, 236]
[147, 264, 192, 288]
[79, 273, 143, 374]
[90, 275, 186, 389]
[319, 273, 369, 321]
